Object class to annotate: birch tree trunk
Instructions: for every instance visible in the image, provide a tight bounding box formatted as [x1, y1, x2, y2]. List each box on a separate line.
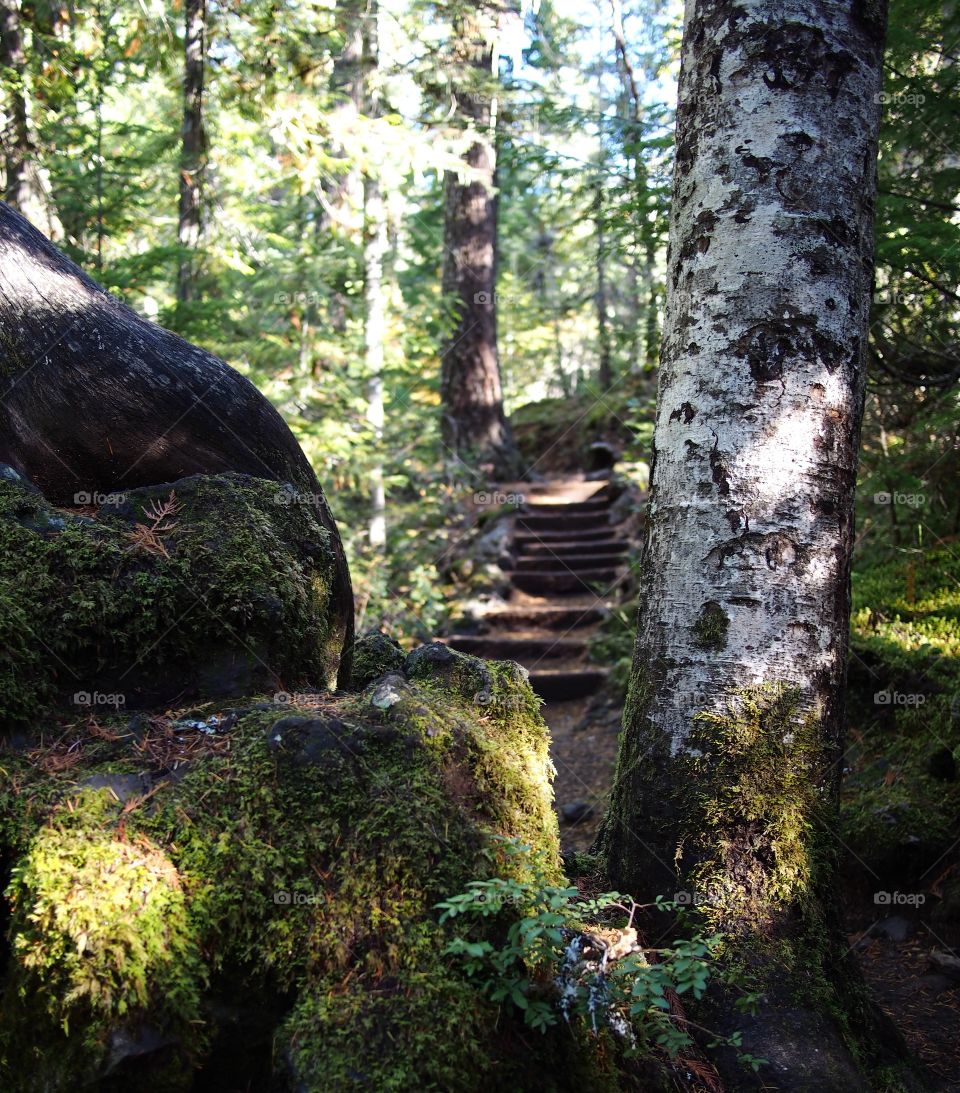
[601, 1, 911, 1086]
[176, 0, 206, 304]
[440, 3, 518, 477]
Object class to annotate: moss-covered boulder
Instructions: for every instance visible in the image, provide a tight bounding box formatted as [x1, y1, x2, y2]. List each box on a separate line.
[0, 468, 346, 727]
[0, 646, 635, 1091]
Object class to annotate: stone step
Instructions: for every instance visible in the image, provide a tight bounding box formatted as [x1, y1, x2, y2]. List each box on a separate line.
[528, 669, 609, 701]
[479, 605, 609, 630]
[517, 538, 629, 559]
[516, 512, 612, 533]
[514, 552, 627, 573]
[514, 526, 618, 545]
[508, 568, 620, 595]
[443, 635, 588, 660]
[521, 499, 611, 515]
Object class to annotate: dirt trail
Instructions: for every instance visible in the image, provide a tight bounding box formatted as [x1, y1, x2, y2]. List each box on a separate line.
[446, 476, 634, 851]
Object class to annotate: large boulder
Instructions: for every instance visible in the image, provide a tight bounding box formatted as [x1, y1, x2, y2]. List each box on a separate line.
[0, 469, 348, 727]
[0, 647, 630, 1091]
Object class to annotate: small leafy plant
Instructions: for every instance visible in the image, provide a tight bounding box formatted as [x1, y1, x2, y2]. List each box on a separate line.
[437, 838, 750, 1061]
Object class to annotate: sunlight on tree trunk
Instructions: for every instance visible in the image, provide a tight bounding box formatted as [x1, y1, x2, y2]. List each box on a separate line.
[440, 3, 518, 478]
[177, 0, 206, 304]
[593, 179, 613, 389]
[601, 1, 911, 1086]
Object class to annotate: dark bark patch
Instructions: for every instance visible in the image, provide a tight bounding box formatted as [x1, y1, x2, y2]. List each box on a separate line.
[709, 435, 731, 496]
[670, 401, 697, 424]
[739, 23, 856, 101]
[733, 317, 849, 383]
[706, 530, 808, 572]
[736, 147, 774, 183]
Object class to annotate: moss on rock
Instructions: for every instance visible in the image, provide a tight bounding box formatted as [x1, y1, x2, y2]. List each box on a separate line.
[348, 630, 406, 690]
[0, 469, 345, 726]
[0, 643, 628, 1091]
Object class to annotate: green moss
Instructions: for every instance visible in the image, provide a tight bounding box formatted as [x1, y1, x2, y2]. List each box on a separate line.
[842, 546, 960, 879]
[0, 472, 342, 726]
[680, 685, 827, 930]
[348, 630, 406, 690]
[0, 646, 627, 1090]
[691, 601, 729, 652]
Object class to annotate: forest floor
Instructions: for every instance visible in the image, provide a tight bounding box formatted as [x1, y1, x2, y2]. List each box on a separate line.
[444, 471, 960, 1091]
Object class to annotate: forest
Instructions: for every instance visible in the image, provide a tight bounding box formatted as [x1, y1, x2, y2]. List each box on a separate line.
[0, 0, 958, 1089]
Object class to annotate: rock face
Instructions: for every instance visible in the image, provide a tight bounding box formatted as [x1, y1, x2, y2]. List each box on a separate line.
[0, 641, 629, 1092]
[0, 468, 348, 724]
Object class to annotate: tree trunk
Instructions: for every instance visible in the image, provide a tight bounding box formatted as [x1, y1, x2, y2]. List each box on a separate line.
[363, 0, 387, 551]
[0, 0, 61, 238]
[609, 0, 642, 371]
[593, 180, 613, 389]
[0, 200, 354, 686]
[440, 6, 518, 478]
[601, 2, 910, 1087]
[642, 235, 659, 370]
[177, 0, 206, 303]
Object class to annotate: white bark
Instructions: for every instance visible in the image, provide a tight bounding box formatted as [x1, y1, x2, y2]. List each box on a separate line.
[639, 0, 885, 753]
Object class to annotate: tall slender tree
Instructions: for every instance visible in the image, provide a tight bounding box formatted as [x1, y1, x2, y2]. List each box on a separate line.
[0, 0, 61, 237]
[363, 0, 388, 550]
[602, 1, 906, 1085]
[440, 1, 518, 477]
[177, 0, 207, 303]
[593, 179, 613, 388]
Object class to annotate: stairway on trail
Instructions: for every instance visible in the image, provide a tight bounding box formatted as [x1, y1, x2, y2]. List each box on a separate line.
[443, 477, 638, 850]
